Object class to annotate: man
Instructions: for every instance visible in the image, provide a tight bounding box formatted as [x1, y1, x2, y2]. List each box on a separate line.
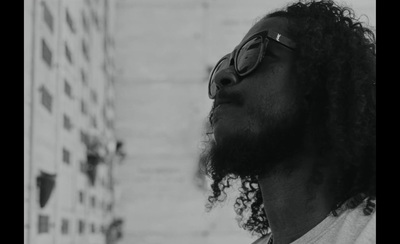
[202, 0, 376, 243]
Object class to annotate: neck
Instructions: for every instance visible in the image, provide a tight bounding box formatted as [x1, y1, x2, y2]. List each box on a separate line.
[258, 158, 334, 244]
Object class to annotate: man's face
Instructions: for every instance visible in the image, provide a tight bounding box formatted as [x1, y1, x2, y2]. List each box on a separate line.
[206, 17, 307, 177]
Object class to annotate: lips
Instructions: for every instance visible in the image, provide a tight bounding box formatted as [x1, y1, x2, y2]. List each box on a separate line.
[214, 98, 233, 108]
[215, 102, 231, 110]
[211, 90, 242, 125]
[212, 100, 235, 124]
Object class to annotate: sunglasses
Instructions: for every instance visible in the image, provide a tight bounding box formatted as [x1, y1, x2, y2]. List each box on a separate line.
[208, 30, 297, 99]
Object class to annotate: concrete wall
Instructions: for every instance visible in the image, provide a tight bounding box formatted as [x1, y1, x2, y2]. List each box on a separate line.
[113, 0, 253, 243]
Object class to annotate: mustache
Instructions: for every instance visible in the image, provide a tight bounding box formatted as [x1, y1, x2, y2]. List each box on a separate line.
[211, 89, 244, 109]
[209, 89, 243, 126]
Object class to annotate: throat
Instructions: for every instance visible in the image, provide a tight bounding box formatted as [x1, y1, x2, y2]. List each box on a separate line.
[258, 162, 334, 244]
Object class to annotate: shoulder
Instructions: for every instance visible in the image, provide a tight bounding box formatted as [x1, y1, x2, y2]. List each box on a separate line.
[356, 212, 375, 243]
[351, 206, 376, 243]
[342, 199, 376, 227]
[250, 235, 270, 244]
[334, 199, 376, 243]
[292, 199, 376, 244]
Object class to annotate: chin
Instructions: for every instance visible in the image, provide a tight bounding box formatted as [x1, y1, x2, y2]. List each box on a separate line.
[206, 113, 307, 179]
[212, 119, 249, 145]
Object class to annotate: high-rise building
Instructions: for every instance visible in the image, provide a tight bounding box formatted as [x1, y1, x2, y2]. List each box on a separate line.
[24, 1, 123, 244]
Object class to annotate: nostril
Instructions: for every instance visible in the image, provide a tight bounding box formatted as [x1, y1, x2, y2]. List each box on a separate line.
[214, 68, 239, 89]
[220, 78, 233, 86]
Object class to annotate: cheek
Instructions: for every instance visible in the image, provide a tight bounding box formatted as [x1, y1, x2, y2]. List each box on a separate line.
[246, 70, 283, 116]
[258, 64, 298, 106]
[245, 70, 299, 130]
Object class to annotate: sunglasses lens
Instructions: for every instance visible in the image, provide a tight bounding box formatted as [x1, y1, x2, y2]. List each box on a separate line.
[209, 58, 229, 98]
[236, 36, 263, 75]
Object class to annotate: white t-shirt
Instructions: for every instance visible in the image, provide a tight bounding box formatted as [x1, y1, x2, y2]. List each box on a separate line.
[252, 200, 376, 244]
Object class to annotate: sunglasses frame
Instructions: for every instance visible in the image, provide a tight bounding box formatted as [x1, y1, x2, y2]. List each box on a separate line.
[208, 30, 297, 99]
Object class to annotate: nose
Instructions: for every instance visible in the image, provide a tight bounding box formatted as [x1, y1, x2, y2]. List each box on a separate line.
[213, 67, 240, 94]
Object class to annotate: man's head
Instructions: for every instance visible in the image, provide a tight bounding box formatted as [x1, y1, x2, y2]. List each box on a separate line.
[202, 0, 376, 236]
[207, 17, 309, 179]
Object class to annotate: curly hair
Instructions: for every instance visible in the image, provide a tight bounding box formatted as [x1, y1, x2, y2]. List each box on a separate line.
[204, 0, 376, 237]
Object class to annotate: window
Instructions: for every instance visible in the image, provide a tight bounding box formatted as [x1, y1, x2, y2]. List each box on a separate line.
[40, 86, 52, 112]
[80, 161, 86, 173]
[37, 172, 56, 208]
[63, 114, 72, 131]
[91, 116, 97, 129]
[90, 90, 97, 104]
[108, 99, 114, 109]
[80, 130, 88, 144]
[102, 106, 107, 121]
[81, 100, 88, 115]
[61, 219, 69, 234]
[79, 191, 84, 204]
[65, 43, 73, 64]
[107, 119, 114, 130]
[82, 11, 89, 33]
[66, 9, 75, 33]
[42, 2, 53, 32]
[62, 148, 70, 164]
[91, 10, 100, 31]
[42, 39, 52, 67]
[91, 196, 96, 208]
[38, 215, 50, 233]
[64, 80, 72, 98]
[78, 220, 85, 234]
[102, 61, 107, 74]
[81, 69, 87, 85]
[82, 40, 90, 61]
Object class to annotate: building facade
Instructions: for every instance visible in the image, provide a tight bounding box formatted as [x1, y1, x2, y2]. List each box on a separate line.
[24, 1, 123, 244]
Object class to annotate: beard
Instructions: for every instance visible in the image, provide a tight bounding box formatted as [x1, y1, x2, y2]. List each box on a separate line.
[203, 101, 308, 179]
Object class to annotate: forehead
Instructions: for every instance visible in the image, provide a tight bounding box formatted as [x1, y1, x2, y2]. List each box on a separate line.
[241, 17, 291, 43]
